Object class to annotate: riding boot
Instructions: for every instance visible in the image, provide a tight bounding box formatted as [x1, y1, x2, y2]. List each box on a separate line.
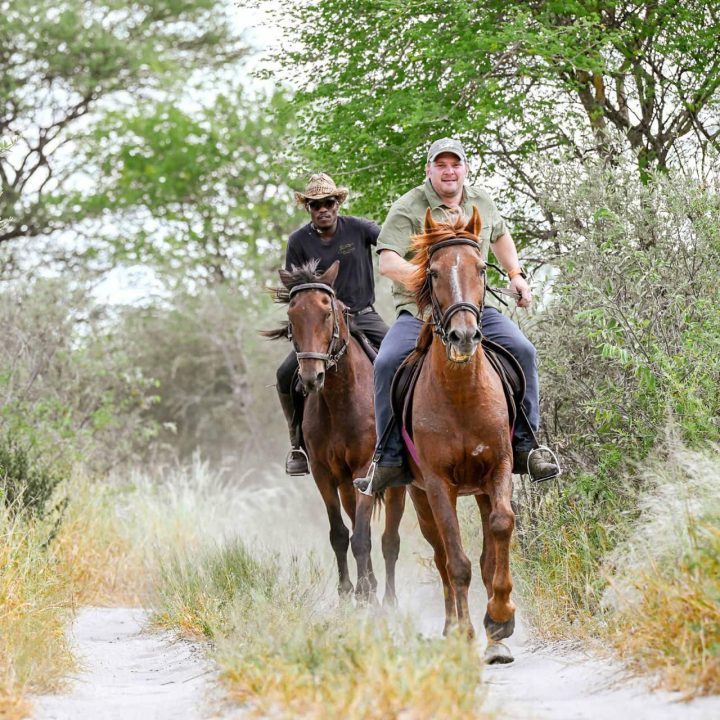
[278, 391, 309, 476]
[512, 447, 560, 482]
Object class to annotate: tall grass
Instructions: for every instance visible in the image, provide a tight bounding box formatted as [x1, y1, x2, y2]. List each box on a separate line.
[603, 444, 720, 695]
[153, 541, 492, 719]
[511, 439, 720, 696]
[0, 507, 73, 719]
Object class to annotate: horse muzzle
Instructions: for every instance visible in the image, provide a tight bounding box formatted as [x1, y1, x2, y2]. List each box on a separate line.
[300, 368, 325, 393]
[446, 327, 481, 364]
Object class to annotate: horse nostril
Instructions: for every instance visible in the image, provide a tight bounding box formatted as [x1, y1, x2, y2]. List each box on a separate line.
[473, 327, 482, 342]
[316, 371, 325, 387]
[448, 329, 463, 344]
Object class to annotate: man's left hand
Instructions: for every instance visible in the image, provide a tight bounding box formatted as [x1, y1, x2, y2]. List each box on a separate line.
[510, 276, 532, 309]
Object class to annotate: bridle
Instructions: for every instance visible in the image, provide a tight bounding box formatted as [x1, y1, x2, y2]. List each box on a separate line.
[287, 282, 348, 369]
[425, 237, 486, 345]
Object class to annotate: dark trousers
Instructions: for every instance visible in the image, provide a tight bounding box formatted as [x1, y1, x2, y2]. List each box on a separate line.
[373, 308, 540, 466]
[276, 309, 389, 394]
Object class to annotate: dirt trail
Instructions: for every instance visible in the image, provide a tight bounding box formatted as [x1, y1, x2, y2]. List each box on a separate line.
[406, 572, 719, 720]
[31, 607, 237, 720]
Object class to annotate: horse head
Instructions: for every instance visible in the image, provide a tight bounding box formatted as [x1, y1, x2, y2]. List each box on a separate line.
[279, 260, 344, 393]
[410, 207, 486, 363]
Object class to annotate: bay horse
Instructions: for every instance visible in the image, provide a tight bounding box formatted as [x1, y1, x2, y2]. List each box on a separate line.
[405, 207, 516, 663]
[264, 260, 406, 603]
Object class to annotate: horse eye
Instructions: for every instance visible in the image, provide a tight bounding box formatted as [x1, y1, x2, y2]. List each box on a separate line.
[428, 269, 439, 280]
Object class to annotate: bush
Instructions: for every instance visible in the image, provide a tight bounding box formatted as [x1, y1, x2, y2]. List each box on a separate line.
[534, 162, 720, 472]
[0, 276, 158, 472]
[0, 436, 66, 517]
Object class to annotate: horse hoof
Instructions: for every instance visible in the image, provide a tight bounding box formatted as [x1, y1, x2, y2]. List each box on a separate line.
[484, 640, 514, 665]
[483, 610, 515, 640]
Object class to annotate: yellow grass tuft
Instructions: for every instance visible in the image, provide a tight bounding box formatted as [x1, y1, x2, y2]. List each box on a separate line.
[0, 508, 74, 719]
[609, 518, 720, 696]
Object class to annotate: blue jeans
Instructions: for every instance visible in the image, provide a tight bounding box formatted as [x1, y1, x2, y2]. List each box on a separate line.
[373, 308, 540, 466]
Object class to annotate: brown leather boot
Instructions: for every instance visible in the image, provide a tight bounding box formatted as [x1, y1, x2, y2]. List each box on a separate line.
[278, 391, 309, 476]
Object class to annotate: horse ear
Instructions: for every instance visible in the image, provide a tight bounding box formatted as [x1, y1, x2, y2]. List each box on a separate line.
[279, 268, 293, 288]
[319, 260, 340, 287]
[423, 207, 438, 233]
[464, 206, 482, 238]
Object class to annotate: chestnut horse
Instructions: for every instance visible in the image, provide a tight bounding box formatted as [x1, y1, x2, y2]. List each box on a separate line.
[405, 208, 516, 663]
[264, 260, 406, 603]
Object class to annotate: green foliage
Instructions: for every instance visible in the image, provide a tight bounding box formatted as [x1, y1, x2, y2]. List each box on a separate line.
[0, 436, 66, 517]
[75, 89, 304, 284]
[115, 283, 288, 465]
[534, 163, 720, 471]
[0, 0, 246, 245]
[0, 275, 158, 471]
[256, 0, 720, 240]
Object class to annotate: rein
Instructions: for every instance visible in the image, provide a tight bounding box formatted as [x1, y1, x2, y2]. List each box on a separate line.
[426, 237, 486, 345]
[287, 282, 349, 369]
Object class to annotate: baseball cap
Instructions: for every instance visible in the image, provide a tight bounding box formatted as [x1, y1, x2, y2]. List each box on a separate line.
[427, 137, 467, 164]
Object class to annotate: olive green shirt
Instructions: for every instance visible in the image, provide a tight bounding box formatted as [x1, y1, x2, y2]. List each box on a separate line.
[376, 179, 508, 316]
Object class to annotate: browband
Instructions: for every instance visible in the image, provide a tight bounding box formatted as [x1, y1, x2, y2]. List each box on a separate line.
[289, 282, 336, 298]
[426, 237, 482, 259]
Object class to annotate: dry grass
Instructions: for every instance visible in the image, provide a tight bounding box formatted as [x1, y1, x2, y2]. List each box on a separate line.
[154, 542, 492, 719]
[603, 445, 720, 696]
[0, 508, 74, 719]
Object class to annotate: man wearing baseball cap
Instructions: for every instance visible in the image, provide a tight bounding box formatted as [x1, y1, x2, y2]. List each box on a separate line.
[276, 173, 389, 475]
[354, 138, 560, 492]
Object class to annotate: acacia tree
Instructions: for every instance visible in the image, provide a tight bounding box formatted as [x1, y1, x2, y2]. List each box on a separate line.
[0, 0, 246, 246]
[258, 0, 720, 245]
[75, 89, 304, 285]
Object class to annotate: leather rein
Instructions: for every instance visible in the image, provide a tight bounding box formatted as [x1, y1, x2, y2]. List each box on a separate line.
[287, 282, 349, 369]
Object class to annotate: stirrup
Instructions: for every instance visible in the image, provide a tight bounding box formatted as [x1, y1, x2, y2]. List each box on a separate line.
[353, 461, 377, 496]
[526, 446, 561, 482]
[286, 447, 310, 476]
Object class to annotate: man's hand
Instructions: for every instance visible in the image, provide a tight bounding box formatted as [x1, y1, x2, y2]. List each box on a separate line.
[510, 275, 532, 309]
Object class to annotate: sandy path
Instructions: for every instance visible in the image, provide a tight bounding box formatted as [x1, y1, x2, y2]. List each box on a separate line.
[405, 573, 719, 720]
[31, 607, 236, 720]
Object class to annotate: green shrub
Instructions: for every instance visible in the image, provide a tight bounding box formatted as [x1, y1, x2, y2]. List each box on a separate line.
[0, 436, 66, 517]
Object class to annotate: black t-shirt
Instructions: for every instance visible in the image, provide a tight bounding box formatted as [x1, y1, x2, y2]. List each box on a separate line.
[285, 215, 380, 312]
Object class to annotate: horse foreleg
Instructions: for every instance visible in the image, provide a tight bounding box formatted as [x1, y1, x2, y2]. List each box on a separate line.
[348, 487, 377, 604]
[424, 481, 474, 640]
[381, 486, 406, 607]
[315, 474, 353, 598]
[483, 469, 516, 642]
[409, 485, 457, 636]
[476, 494, 495, 600]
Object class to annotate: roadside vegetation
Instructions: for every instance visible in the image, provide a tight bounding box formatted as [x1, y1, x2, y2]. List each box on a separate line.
[512, 165, 720, 696]
[153, 541, 490, 719]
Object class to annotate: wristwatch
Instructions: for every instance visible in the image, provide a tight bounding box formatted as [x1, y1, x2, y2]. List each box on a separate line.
[507, 266, 527, 280]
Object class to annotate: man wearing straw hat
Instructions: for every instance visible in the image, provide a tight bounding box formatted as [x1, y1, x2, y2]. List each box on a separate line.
[276, 173, 389, 475]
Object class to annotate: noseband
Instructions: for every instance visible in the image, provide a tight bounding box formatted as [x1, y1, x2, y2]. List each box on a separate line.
[426, 238, 486, 345]
[287, 282, 348, 369]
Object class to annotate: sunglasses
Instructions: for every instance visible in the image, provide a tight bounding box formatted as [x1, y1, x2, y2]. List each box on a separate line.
[307, 198, 338, 211]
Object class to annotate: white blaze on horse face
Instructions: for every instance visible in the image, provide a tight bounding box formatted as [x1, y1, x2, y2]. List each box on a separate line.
[449, 252, 462, 304]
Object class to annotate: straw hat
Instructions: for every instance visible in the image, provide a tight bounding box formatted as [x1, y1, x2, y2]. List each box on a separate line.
[294, 173, 349, 206]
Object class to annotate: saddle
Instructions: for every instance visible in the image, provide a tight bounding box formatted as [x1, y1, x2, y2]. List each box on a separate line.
[390, 338, 526, 446]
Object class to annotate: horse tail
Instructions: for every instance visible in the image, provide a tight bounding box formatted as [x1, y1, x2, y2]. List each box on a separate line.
[372, 490, 385, 519]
